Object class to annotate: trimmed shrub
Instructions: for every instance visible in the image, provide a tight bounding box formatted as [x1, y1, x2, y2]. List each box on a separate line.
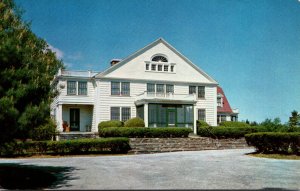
[124, 117, 145, 127]
[30, 120, 57, 141]
[99, 127, 192, 138]
[197, 126, 268, 139]
[245, 132, 300, 154]
[197, 120, 209, 128]
[0, 138, 131, 157]
[219, 121, 250, 127]
[98, 120, 123, 130]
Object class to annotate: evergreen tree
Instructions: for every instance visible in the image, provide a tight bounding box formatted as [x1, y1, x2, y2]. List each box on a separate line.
[0, 0, 63, 143]
[288, 110, 299, 131]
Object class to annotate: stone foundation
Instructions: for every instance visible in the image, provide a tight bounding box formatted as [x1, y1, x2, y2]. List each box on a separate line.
[57, 132, 98, 140]
[129, 137, 251, 154]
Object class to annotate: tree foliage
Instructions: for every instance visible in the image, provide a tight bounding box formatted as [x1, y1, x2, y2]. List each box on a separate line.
[288, 110, 300, 131]
[0, 0, 63, 143]
[259, 117, 287, 132]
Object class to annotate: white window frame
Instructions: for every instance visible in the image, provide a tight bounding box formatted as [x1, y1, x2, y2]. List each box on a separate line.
[111, 81, 130, 96]
[67, 81, 88, 96]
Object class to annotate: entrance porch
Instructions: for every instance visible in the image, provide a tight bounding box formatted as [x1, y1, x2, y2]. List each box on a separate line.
[58, 104, 93, 132]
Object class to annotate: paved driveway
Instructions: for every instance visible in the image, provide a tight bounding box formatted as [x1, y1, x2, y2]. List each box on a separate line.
[0, 149, 299, 190]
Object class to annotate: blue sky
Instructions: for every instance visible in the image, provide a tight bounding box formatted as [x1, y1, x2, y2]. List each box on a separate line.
[15, 0, 300, 123]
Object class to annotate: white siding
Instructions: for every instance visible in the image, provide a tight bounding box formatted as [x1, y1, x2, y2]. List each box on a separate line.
[95, 79, 217, 127]
[175, 84, 217, 126]
[195, 86, 217, 126]
[57, 79, 95, 104]
[96, 80, 146, 124]
[104, 42, 214, 84]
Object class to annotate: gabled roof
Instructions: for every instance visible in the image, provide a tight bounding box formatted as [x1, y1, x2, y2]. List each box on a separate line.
[95, 38, 218, 84]
[217, 86, 233, 113]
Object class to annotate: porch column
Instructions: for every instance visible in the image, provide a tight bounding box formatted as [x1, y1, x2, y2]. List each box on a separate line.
[58, 104, 63, 132]
[193, 105, 197, 135]
[144, 103, 149, 127]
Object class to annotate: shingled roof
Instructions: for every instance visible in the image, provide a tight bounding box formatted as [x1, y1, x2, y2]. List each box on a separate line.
[217, 86, 233, 113]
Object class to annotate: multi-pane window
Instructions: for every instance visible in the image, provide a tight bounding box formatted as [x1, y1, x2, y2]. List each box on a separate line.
[110, 107, 131, 121]
[166, 84, 174, 94]
[185, 106, 194, 123]
[217, 97, 222, 107]
[121, 107, 131, 121]
[198, 109, 206, 121]
[78, 82, 87, 95]
[189, 86, 196, 94]
[170, 65, 174, 72]
[147, 83, 155, 93]
[121, 82, 130, 96]
[111, 82, 130, 96]
[221, 115, 226, 122]
[111, 82, 120, 95]
[156, 84, 165, 94]
[67, 81, 77, 95]
[158, 65, 162, 71]
[146, 55, 175, 73]
[164, 65, 168, 72]
[198, 86, 205, 98]
[110, 107, 120, 120]
[151, 64, 156, 71]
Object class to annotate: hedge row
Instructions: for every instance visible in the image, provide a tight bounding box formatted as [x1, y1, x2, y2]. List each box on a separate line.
[245, 132, 300, 154]
[219, 121, 250, 127]
[99, 127, 192, 138]
[0, 138, 131, 157]
[197, 126, 267, 139]
[98, 118, 145, 131]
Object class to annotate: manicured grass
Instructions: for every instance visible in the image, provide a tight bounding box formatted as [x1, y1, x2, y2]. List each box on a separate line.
[249, 153, 300, 160]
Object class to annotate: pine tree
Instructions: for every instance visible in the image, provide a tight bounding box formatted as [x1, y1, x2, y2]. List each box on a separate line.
[0, 0, 63, 143]
[288, 110, 299, 131]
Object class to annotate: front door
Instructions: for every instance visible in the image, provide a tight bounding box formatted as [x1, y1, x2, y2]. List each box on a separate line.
[167, 109, 176, 127]
[70, 108, 80, 131]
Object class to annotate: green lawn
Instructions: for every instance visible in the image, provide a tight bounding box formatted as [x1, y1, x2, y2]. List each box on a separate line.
[249, 153, 300, 160]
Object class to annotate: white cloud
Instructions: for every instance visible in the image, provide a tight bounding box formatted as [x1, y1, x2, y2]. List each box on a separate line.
[48, 44, 64, 59]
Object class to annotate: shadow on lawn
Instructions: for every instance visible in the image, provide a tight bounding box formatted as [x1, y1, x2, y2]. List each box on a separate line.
[0, 163, 77, 189]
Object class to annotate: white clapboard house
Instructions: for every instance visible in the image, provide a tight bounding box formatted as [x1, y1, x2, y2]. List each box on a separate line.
[51, 38, 238, 134]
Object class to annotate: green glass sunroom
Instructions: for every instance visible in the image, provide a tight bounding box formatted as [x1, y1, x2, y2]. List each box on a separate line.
[136, 103, 196, 128]
[135, 92, 198, 133]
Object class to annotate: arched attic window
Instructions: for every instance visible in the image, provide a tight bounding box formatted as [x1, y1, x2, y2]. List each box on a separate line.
[145, 54, 175, 73]
[152, 55, 168, 62]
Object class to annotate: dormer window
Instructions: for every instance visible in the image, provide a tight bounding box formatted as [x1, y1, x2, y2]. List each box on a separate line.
[217, 94, 223, 107]
[145, 54, 175, 73]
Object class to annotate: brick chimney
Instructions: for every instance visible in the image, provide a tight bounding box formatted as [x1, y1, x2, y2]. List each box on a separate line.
[110, 59, 122, 66]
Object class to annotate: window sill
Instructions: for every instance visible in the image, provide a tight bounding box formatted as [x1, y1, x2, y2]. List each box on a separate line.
[110, 95, 131, 97]
[66, 95, 88, 96]
[145, 70, 176, 74]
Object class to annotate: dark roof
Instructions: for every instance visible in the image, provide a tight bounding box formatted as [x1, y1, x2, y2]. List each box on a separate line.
[217, 86, 233, 114]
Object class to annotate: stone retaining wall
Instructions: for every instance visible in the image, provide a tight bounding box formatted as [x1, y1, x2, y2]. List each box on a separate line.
[129, 137, 251, 154]
[57, 132, 98, 140]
